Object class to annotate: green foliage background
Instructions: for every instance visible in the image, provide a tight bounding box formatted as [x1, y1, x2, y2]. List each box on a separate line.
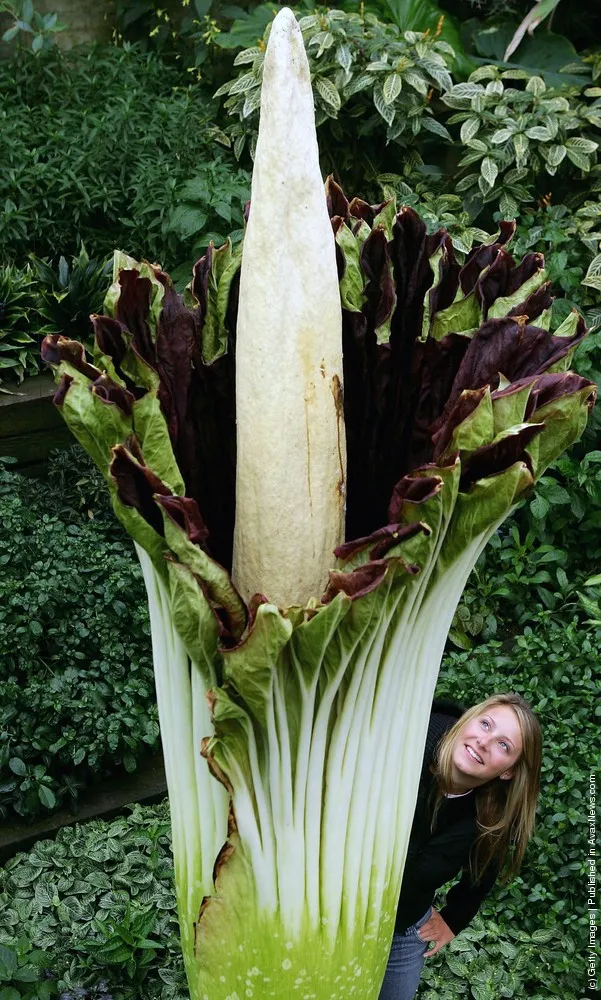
[0, 44, 250, 270]
[0, 2, 598, 999]
[0, 455, 158, 820]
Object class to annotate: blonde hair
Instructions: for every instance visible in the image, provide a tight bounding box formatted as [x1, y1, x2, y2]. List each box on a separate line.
[431, 693, 542, 881]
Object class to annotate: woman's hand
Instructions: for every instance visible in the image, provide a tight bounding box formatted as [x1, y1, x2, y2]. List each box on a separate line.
[418, 908, 456, 957]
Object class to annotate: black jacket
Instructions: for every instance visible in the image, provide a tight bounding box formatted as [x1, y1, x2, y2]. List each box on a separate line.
[394, 700, 498, 935]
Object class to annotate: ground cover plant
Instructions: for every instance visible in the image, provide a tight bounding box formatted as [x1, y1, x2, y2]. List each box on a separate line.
[39, 8, 595, 997]
[0, 457, 159, 821]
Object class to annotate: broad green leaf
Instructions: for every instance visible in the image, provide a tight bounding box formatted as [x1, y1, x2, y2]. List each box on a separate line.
[460, 117, 480, 143]
[168, 205, 207, 240]
[545, 144, 566, 168]
[513, 133, 529, 163]
[242, 88, 262, 118]
[366, 60, 390, 72]
[565, 137, 598, 154]
[422, 117, 452, 141]
[228, 73, 260, 96]
[465, 138, 487, 153]
[565, 148, 591, 171]
[525, 126, 552, 141]
[469, 66, 498, 83]
[530, 494, 549, 520]
[481, 157, 498, 188]
[38, 785, 56, 809]
[485, 79, 504, 96]
[233, 47, 263, 66]
[525, 75, 546, 96]
[531, 927, 557, 943]
[383, 72, 402, 105]
[335, 43, 351, 73]
[314, 76, 341, 111]
[373, 86, 395, 126]
[583, 253, 601, 291]
[0, 988, 21, 1000]
[0, 946, 17, 975]
[450, 82, 484, 100]
[403, 69, 428, 95]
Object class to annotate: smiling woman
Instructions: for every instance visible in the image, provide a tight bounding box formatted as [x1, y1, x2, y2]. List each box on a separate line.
[380, 693, 542, 1000]
[450, 703, 524, 788]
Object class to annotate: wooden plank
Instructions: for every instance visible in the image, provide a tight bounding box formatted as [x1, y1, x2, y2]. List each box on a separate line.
[0, 372, 57, 409]
[0, 373, 74, 470]
[0, 425, 73, 467]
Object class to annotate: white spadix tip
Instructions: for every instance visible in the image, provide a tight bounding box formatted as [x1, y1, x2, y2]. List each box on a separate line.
[232, 5, 346, 609]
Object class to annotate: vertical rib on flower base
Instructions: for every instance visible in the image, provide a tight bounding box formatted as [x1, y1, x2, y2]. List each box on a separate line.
[232, 7, 346, 608]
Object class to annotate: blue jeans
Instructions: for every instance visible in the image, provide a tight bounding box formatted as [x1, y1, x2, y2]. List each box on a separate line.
[378, 907, 432, 1000]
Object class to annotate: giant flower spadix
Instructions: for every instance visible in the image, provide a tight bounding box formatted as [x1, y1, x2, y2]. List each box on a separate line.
[42, 8, 595, 999]
[233, 8, 346, 608]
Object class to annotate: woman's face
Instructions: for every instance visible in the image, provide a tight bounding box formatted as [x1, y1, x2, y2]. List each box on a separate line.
[450, 704, 523, 792]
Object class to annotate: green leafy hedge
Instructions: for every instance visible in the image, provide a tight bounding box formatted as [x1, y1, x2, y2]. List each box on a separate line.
[0, 458, 159, 820]
[0, 249, 112, 391]
[0, 44, 250, 272]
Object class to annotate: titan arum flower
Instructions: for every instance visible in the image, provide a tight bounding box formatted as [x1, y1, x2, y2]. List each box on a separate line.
[42, 9, 595, 1000]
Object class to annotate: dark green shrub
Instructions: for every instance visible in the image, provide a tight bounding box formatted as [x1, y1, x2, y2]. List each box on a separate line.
[30, 247, 113, 346]
[450, 490, 600, 646]
[216, 6, 456, 187]
[512, 202, 601, 334]
[44, 444, 115, 528]
[0, 936, 56, 1000]
[0, 250, 113, 390]
[0, 44, 250, 271]
[0, 264, 39, 389]
[0, 802, 187, 1000]
[0, 459, 158, 821]
[79, 903, 161, 986]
